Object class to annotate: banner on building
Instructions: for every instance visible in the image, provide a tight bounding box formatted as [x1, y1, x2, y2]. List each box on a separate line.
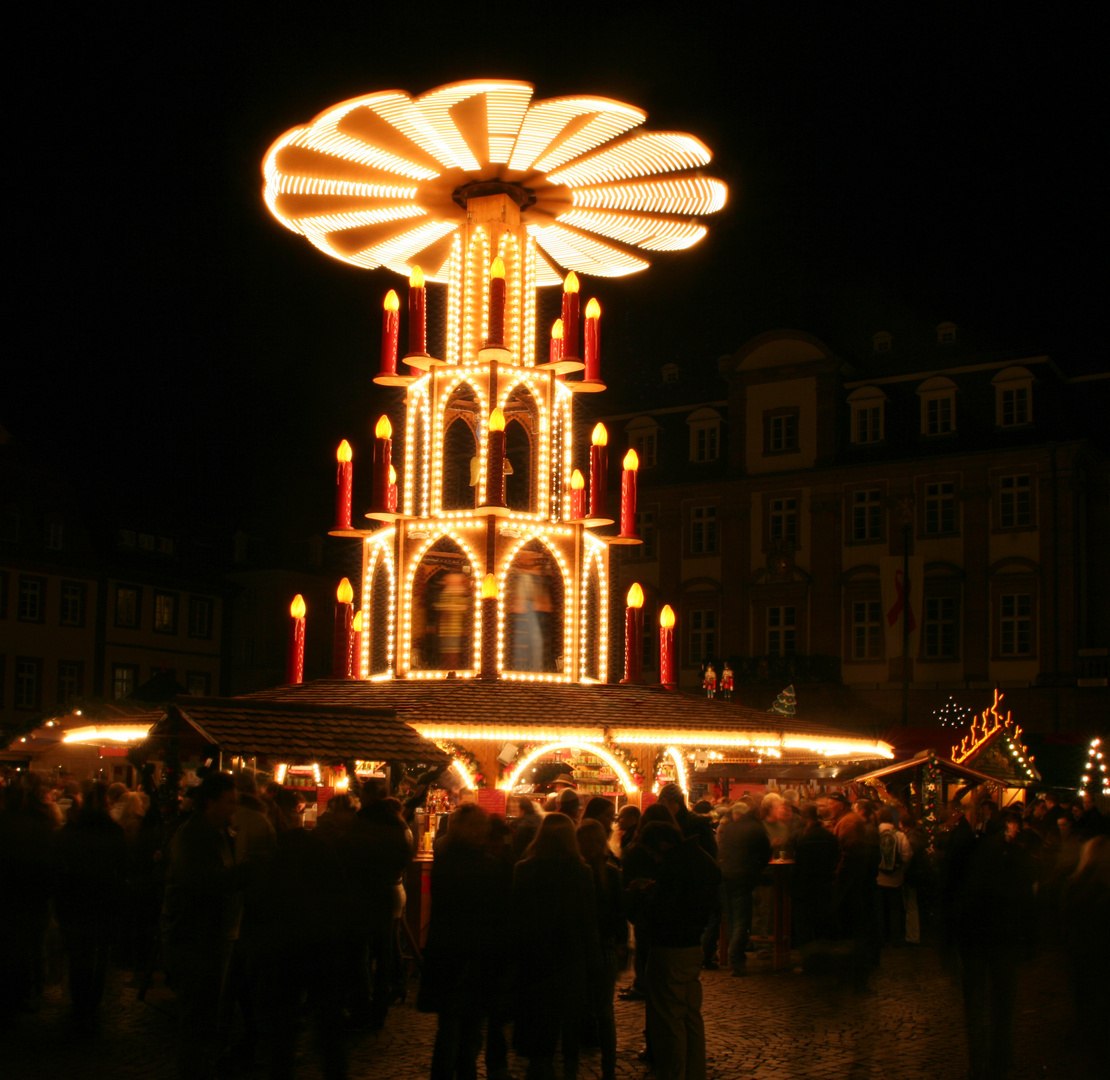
[880, 556, 924, 661]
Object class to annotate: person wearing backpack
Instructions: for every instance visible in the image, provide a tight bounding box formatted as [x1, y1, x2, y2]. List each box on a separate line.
[875, 806, 913, 948]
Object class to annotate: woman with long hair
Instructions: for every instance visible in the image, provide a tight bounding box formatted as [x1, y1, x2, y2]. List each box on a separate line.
[512, 813, 602, 1080]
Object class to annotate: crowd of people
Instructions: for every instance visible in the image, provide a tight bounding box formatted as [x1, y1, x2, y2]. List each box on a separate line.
[1, 766, 1107, 1080]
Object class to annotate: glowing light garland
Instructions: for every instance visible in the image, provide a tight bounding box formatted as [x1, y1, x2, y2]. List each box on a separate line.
[502, 740, 639, 793]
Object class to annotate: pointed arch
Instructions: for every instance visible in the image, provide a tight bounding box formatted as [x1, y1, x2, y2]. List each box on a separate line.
[580, 545, 605, 682]
[403, 530, 482, 675]
[404, 378, 432, 516]
[498, 533, 571, 680]
[434, 376, 488, 513]
[498, 380, 546, 514]
[364, 536, 396, 678]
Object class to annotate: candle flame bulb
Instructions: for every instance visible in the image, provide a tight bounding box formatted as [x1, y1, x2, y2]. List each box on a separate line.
[352, 610, 363, 632]
[570, 469, 585, 490]
[488, 407, 506, 432]
[552, 318, 564, 339]
[336, 578, 354, 605]
[389, 464, 397, 484]
[592, 423, 608, 447]
[409, 265, 424, 288]
[586, 298, 601, 319]
[290, 594, 306, 619]
[660, 604, 675, 629]
[623, 449, 640, 471]
[627, 583, 644, 609]
[375, 415, 392, 439]
[564, 271, 579, 294]
[481, 573, 497, 599]
[383, 290, 400, 312]
[490, 256, 505, 279]
[336, 439, 352, 463]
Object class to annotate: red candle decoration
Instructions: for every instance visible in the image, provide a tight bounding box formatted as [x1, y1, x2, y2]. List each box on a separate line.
[487, 256, 506, 348]
[590, 423, 609, 519]
[561, 271, 580, 360]
[569, 469, 585, 520]
[352, 610, 363, 679]
[619, 448, 640, 538]
[388, 464, 398, 513]
[621, 583, 645, 684]
[407, 265, 426, 356]
[485, 407, 507, 507]
[583, 297, 601, 381]
[335, 439, 353, 530]
[287, 594, 306, 684]
[372, 414, 392, 513]
[380, 289, 399, 374]
[659, 604, 676, 690]
[550, 318, 564, 365]
[480, 573, 498, 680]
[333, 577, 354, 678]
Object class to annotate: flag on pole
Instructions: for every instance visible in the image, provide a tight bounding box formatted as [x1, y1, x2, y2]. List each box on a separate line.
[880, 556, 923, 660]
[769, 684, 796, 716]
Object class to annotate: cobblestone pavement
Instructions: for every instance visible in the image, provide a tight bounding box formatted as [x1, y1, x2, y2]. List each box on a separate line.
[6, 946, 1096, 1080]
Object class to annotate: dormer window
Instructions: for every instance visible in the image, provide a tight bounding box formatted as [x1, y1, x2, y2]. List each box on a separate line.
[661, 363, 680, 384]
[872, 331, 892, 353]
[626, 416, 660, 468]
[917, 376, 958, 436]
[687, 407, 722, 463]
[992, 366, 1034, 427]
[936, 321, 957, 345]
[847, 387, 886, 444]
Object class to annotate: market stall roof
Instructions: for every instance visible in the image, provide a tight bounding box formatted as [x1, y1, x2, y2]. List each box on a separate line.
[242, 680, 893, 763]
[853, 750, 999, 787]
[146, 698, 449, 766]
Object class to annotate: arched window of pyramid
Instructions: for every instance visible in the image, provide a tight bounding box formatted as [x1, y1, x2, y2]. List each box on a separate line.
[503, 538, 564, 674]
[502, 384, 540, 513]
[409, 536, 476, 672]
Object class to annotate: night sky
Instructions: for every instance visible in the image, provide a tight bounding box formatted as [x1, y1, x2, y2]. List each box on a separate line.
[11, 5, 1097, 548]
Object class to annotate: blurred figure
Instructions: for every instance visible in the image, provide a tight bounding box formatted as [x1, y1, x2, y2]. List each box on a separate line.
[107, 782, 129, 822]
[53, 780, 127, 1031]
[822, 792, 870, 988]
[583, 796, 616, 840]
[613, 804, 640, 860]
[556, 786, 581, 825]
[512, 813, 601, 1080]
[637, 820, 720, 1080]
[509, 552, 544, 672]
[875, 806, 913, 948]
[420, 805, 511, 1080]
[577, 819, 627, 1080]
[509, 795, 542, 861]
[716, 799, 771, 975]
[161, 772, 248, 1080]
[791, 803, 838, 950]
[657, 784, 716, 858]
[435, 570, 471, 670]
[621, 803, 676, 1001]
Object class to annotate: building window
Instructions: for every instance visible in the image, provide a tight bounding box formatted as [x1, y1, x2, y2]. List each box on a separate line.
[188, 596, 215, 639]
[18, 576, 46, 622]
[186, 670, 211, 696]
[14, 657, 43, 710]
[768, 498, 797, 546]
[153, 592, 177, 634]
[923, 596, 959, 659]
[925, 395, 954, 435]
[687, 408, 722, 463]
[45, 521, 64, 550]
[689, 609, 716, 661]
[119, 529, 136, 547]
[857, 404, 883, 444]
[1000, 594, 1033, 656]
[763, 409, 799, 454]
[115, 585, 141, 628]
[767, 606, 796, 655]
[851, 601, 882, 660]
[59, 581, 86, 627]
[661, 363, 680, 384]
[634, 430, 657, 468]
[852, 489, 883, 542]
[157, 536, 175, 555]
[923, 481, 957, 535]
[690, 506, 717, 554]
[992, 366, 1035, 427]
[57, 661, 84, 703]
[999, 475, 1033, 529]
[872, 331, 892, 353]
[112, 663, 139, 699]
[138, 533, 155, 551]
[636, 511, 657, 559]
[936, 321, 957, 344]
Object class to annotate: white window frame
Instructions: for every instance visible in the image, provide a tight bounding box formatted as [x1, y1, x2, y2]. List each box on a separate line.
[689, 608, 717, 661]
[848, 387, 886, 445]
[687, 407, 722, 463]
[690, 506, 717, 554]
[851, 600, 882, 659]
[992, 366, 1034, 427]
[767, 606, 797, 656]
[625, 417, 660, 469]
[918, 377, 957, 436]
[999, 474, 1033, 529]
[1000, 593, 1033, 656]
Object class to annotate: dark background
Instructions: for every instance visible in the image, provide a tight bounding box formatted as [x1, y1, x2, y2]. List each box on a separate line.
[9, 3, 1098, 546]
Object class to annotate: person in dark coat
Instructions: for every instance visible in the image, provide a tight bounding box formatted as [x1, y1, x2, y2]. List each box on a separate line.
[791, 804, 838, 949]
[53, 780, 128, 1030]
[512, 812, 602, 1080]
[636, 821, 721, 1080]
[620, 803, 675, 999]
[577, 819, 628, 1080]
[715, 800, 772, 973]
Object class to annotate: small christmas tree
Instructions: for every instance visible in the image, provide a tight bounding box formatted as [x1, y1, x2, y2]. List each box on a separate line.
[934, 696, 974, 729]
[769, 684, 796, 717]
